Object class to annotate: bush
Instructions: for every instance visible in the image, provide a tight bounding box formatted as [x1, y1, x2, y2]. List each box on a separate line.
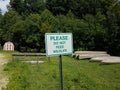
[0, 44, 2, 50]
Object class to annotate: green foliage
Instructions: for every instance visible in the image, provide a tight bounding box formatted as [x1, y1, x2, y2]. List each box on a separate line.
[0, 11, 22, 41]
[83, 13, 106, 50]
[66, 10, 76, 19]
[41, 9, 57, 32]
[24, 0, 46, 14]
[0, 44, 2, 50]
[0, 9, 2, 21]
[10, 20, 26, 51]
[104, 1, 120, 55]
[0, 0, 120, 55]
[46, 0, 69, 15]
[9, 0, 46, 15]
[5, 56, 120, 90]
[5, 61, 31, 90]
[24, 14, 41, 51]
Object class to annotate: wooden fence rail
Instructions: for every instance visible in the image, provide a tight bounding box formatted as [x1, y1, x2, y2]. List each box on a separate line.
[12, 53, 49, 64]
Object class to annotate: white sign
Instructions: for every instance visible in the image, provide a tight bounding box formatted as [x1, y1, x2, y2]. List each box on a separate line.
[45, 33, 73, 56]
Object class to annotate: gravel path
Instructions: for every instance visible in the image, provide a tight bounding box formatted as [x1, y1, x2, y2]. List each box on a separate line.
[0, 54, 8, 90]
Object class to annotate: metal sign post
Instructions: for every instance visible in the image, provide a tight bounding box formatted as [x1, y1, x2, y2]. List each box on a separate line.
[59, 55, 63, 90]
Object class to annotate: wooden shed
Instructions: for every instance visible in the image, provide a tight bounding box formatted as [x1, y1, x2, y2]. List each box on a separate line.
[3, 42, 14, 51]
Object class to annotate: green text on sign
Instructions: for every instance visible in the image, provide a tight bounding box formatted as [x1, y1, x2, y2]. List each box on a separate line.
[45, 33, 73, 56]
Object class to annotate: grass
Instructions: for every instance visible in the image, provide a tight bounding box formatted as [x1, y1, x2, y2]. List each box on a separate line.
[0, 50, 17, 60]
[3, 52, 120, 90]
[0, 50, 15, 89]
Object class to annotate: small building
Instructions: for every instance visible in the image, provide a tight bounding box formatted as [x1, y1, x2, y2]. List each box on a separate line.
[3, 42, 14, 51]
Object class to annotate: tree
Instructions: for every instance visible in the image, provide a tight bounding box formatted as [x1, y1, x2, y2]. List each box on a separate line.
[41, 9, 58, 32]
[105, 1, 120, 55]
[24, 0, 46, 14]
[0, 8, 3, 27]
[0, 9, 3, 47]
[1, 0, 120, 55]
[0, 10, 22, 41]
[46, 0, 69, 15]
[24, 14, 41, 51]
[9, 0, 46, 15]
[10, 20, 25, 51]
[46, 0, 103, 18]
[10, 13, 42, 51]
[9, 0, 25, 14]
[56, 13, 89, 50]
[0, 8, 2, 17]
[0, 8, 3, 25]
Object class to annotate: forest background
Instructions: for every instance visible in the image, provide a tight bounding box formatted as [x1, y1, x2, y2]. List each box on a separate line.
[0, 0, 120, 56]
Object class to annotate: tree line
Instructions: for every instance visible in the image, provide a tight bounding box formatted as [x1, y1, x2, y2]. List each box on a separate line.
[0, 0, 120, 55]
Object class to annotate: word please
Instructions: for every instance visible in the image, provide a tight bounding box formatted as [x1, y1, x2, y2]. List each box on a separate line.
[50, 36, 68, 41]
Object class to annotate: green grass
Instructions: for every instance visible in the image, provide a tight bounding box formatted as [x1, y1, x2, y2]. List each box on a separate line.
[0, 51, 16, 89]
[4, 54, 120, 90]
[0, 50, 18, 60]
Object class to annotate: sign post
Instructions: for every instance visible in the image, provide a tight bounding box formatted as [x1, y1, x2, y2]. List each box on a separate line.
[45, 33, 73, 90]
[59, 55, 63, 90]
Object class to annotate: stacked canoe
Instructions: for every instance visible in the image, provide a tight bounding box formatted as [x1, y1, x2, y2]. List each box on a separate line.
[90, 56, 120, 64]
[73, 51, 120, 64]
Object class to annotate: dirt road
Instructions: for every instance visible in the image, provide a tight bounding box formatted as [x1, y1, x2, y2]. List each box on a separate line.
[0, 54, 8, 90]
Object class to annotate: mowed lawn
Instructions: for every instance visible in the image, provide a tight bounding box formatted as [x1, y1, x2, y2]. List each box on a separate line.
[4, 54, 120, 90]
